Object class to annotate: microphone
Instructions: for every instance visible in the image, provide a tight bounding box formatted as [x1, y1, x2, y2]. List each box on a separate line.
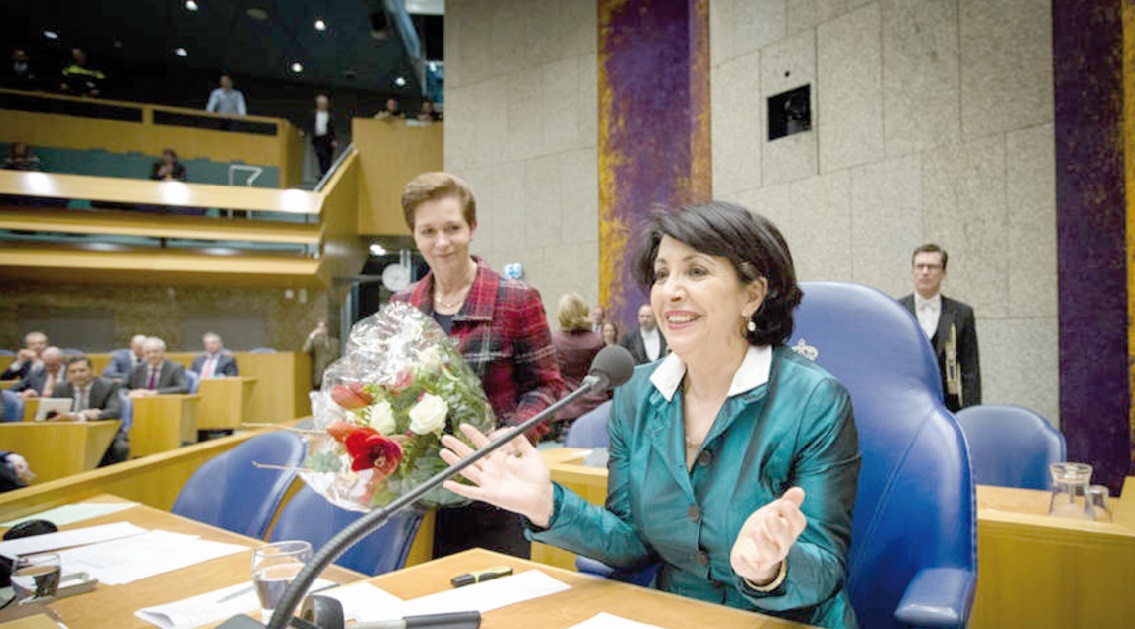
[226, 345, 636, 629]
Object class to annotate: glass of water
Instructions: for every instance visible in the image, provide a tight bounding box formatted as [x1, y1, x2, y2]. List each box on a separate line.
[252, 540, 312, 620]
[11, 553, 61, 605]
[1048, 462, 1094, 520]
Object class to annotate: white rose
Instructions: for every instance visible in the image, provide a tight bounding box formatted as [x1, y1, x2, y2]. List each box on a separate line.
[408, 393, 448, 435]
[368, 400, 397, 435]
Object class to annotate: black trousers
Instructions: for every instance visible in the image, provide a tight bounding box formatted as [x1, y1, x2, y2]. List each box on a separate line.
[313, 136, 334, 178]
[433, 502, 531, 559]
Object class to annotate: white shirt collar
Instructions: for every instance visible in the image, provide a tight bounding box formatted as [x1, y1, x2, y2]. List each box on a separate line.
[649, 345, 772, 402]
[914, 292, 941, 311]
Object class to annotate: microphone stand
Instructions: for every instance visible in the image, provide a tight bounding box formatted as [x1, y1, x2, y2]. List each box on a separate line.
[264, 376, 608, 629]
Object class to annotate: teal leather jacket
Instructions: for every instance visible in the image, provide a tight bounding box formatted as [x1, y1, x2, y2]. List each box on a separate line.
[531, 346, 860, 628]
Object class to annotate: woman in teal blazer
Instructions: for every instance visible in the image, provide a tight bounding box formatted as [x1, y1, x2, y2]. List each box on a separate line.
[442, 202, 861, 628]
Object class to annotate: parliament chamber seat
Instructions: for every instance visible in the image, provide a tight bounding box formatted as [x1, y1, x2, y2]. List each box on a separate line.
[955, 404, 1065, 490]
[1, 389, 23, 423]
[563, 400, 612, 448]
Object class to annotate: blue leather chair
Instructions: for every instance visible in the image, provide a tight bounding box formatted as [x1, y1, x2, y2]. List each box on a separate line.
[0, 349, 15, 357]
[1, 389, 23, 422]
[249, 347, 277, 354]
[563, 401, 612, 448]
[269, 485, 424, 576]
[185, 370, 200, 394]
[60, 348, 83, 356]
[955, 404, 1065, 490]
[172, 431, 306, 538]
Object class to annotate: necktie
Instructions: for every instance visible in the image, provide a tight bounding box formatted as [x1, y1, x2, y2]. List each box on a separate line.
[74, 386, 89, 411]
[42, 371, 55, 396]
[203, 355, 215, 379]
[147, 366, 157, 390]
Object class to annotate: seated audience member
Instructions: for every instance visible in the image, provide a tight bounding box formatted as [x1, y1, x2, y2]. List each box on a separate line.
[416, 99, 441, 122]
[1, 331, 48, 380]
[601, 319, 621, 348]
[551, 293, 609, 436]
[0, 451, 33, 492]
[205, 73, 247, 117]
[104, 334, 147, 381]
[302, 320, 339, 390]
[150, 149, 187, 181]
[59, 48, 105, 97]
[5, 48, 37, 90]
[375, 97, 404, 120]
[190, 332, 238, 378]
[50, 356, 127, 464]
[11, 346, 66, 399]
[125, 337, 188, 397]
[3, 142, 42, 171]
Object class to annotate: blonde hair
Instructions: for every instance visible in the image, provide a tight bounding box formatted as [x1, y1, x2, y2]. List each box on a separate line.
[557, 293, 591, 332]
[400, 172, 477, 230]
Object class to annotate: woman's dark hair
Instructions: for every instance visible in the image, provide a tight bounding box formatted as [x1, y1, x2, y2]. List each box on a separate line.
[631, 201, 803, 347]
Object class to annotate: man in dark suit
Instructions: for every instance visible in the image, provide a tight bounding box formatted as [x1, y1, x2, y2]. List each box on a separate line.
[899, 244, 981, 412]
[189, 332, 239, 378]
[50, 356, 127, 465]
[103, 334, 147, 381]
[619, 304, 668, 365]
[308, 94, 337, 178]
[1, 331, 48, 381]
[125, 337, 188, 398]
[11, 346, 66, 399]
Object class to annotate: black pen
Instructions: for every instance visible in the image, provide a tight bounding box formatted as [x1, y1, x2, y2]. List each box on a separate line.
[353, 611, 482, 629]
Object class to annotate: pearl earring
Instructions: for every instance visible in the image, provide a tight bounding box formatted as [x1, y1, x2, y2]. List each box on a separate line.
[746, 319, 756, 332]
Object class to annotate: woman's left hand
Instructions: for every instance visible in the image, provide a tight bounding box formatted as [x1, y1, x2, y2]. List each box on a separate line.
[730, 487, 807, 585]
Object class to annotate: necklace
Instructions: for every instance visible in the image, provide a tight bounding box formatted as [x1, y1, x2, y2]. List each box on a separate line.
[685, 438, 702, 450]
[434, 263, 476, 309]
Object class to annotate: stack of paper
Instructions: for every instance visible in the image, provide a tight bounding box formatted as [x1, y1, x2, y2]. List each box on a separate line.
[1, 502, 139, 528]
[0, 521, 146, 559]
[569, 613, 667, 629]
[135, 578, 337, 629]
[56, 530, 248, 585]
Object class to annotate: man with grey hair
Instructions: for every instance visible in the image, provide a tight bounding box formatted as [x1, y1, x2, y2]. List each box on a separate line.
[125, 337, 188, 397]
[1, 331, 48, 381]
[190, 332, 239, 378]
[103, 334, 148, 381]
[12, 346, 66, 398]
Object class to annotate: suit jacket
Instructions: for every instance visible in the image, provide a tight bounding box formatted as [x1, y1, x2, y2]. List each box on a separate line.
[11, 366, 66, 396]
[307, 110, 336, 142]
[51, 377, 121, 421]
[899, 294, 981, 412]
[532, 347, 860, 628]
[0, 358, 36, 381]
[190, 352, 239, 377]
[103, 348, 139, 380]
[125, 361, 189, 394]
[619, 326, 669, 365]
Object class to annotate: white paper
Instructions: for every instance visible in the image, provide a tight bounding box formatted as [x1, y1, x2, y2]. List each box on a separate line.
[353, 570, 572, 622]
[1, 502, 139, 528]
[569, 612, 668, 629]
[0, 521, 146, 559]
[134, 578, 337, 629]
[318, 582, 404, 622]
[57, 530, 249, 585]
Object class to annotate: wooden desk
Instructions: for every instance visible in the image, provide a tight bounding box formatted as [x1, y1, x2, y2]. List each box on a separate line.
[0, 495, 360, 629]
[20, 397, 39, 422]
[0, 421, 119, 483]
[130, 394, 200, 458]
[197, 377, 257, 430]
[364, 548, 805, 629]
[0, 380, 17, 390]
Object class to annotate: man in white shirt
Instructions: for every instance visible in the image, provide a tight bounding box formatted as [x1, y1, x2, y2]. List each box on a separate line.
[125, 337, 189, 397]
[899, 244, 981, 412]
[620, 304, 668, 365]
[205, 74, 247, 117]
[50, 356, 127, 464]
[190, 332, 238, 378]
[308, 94, 338, 178]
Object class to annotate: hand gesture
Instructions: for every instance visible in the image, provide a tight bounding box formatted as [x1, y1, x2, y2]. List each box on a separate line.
[439, 423, 555, 527]
[730, 487, 807, 585]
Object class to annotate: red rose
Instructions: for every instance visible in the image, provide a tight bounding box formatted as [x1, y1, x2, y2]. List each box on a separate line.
[331, 382, 373, 410]
[327, 420, 367, 444]
[344, 428, 403, 476]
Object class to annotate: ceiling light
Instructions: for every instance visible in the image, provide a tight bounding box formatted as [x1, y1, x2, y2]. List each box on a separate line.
[314, 19, 326, 32]
[394, 76, 406, 87]
[185, 0, 198, 11]
[43, 30, 59, 40]
[369, 244, 387, 256]
[175, 48, 188, 57]
[247, 8, 268, 21]
[428, 61, 438, 72]
[290, 62, 304, 73]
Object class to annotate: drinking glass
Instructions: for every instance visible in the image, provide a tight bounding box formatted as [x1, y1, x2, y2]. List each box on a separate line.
[11, 553, 61, 605]
[252, 540, 312, 620]
[1087, 484, 1112, 523]
[1048, 462, 1094, 520]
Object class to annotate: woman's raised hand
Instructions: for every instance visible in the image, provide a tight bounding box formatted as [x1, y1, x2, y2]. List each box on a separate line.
[440, 423, 556, 527]
[730, 487, 807, 586]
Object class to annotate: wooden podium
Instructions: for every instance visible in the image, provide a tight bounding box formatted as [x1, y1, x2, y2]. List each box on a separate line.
[130, 394, 200, 458]
[195, 377, 257, 430]
[0, 421, 120, 482]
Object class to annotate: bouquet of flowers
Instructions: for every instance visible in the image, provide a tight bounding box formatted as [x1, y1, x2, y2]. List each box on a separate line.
[299, 302, 496, 512]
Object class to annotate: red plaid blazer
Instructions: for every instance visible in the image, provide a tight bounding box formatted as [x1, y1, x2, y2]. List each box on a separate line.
[391, 259, 567, 441]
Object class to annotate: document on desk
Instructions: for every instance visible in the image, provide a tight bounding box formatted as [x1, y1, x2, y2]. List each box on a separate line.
[134, 578, 338, 629]
[0, 521, 146, 559]
[318, 582, 405, 622]
[352, 570, 571, 622]
[1, 501, 139, 528]
[57, 529, 248, 585]
[568, 612, 667, 629]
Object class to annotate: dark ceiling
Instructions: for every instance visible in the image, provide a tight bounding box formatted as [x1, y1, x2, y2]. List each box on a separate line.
[3, 0, 442, 94]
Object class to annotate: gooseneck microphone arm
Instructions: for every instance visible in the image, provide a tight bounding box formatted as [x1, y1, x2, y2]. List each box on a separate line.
[265, 346, 636, 629]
